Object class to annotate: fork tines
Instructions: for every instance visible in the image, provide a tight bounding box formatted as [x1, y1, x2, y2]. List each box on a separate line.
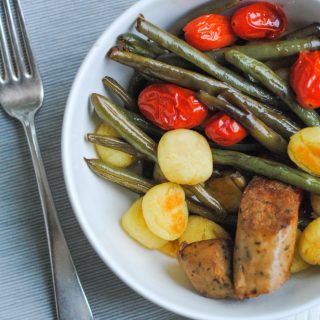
[0, 0, 35, 82]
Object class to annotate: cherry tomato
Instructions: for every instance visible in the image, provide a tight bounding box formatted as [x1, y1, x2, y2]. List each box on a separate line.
[183, 14, 237, 51]
[204, 112, 248, 147]
[290, 51, 320, 109]
[138, 84, 208, 130]
[231, 2, 287, 40]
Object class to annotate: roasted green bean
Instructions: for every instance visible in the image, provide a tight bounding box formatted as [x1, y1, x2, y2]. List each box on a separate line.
[90, 93, 158, 161]
[220, 90, 300, 139]
[157, 53, 199, 71]
[87, 134, 146, 158]
[127, 72, 148, 100]
[168, 0, 239, 36]
[108, 48, 230, 95]
[283, 23, 320, 40]
[212, 149, 320, 194]
[85, 158, 232, 224]
[118, 33, 167, 58]
[207, 37, 320, 62]
[199, 91, 288, 155]
[225, 50, 320, 127]
[136, 17, 279, 105]
[102, 76, 137, 111]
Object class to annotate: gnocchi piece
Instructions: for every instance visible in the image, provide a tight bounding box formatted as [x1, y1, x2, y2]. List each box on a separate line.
[142, 182, 189, 240]
[121, 198, 167, 249]
[291, 230, 310, 273]
[311, 193, 320, 216]
[159, 240, 180, 258]
[299, 218, 320, 265]
[288, 127, 320, 176]
[157, 129, 213, 185]
[179, 216, 230, 245]
[95, 123, 135, 168]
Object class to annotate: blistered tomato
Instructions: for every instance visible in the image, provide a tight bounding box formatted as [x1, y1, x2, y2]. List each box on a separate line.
[204, 112, 248, 146]
[231, 2, 287, 40]
[138, 84, 208, 130]
[183, 14, 237, 51]
[291, 51, 320, 109]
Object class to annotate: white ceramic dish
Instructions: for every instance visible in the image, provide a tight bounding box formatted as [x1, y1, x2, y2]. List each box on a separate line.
[62, 1, 320, 319]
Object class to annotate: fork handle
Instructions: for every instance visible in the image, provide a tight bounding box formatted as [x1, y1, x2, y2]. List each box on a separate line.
[21, 113, 93, 320]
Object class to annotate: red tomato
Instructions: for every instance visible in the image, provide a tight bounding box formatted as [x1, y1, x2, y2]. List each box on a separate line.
[183, 14, 237, 51]
[290, 51, 320, 109]
[138, 84, 208, 130]
[231, 2, 287, 40]
[204, 112, 248, 147]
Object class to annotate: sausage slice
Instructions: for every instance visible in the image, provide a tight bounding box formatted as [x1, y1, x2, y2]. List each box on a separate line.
[233, 177, 299, 299]
[178, 239, 234, 299]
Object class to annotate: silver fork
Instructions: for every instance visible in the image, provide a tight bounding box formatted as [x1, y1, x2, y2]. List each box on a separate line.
[0, 1, 93, 319]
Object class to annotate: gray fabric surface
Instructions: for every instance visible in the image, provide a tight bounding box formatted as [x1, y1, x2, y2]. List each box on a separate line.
[0, 1, 180, 319]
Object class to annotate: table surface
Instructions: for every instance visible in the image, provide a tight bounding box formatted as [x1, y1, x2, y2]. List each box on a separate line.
[0, 1, 319, 320]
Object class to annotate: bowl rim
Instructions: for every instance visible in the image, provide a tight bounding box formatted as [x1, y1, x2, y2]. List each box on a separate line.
[61, 0, 320, 319]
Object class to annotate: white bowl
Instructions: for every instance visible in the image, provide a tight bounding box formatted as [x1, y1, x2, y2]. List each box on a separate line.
[62, 1, 320, 319]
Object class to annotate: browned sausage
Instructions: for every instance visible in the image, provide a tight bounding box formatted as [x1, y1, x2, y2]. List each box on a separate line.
[234, 177, 299, 299]
[178, 239, 234, 299]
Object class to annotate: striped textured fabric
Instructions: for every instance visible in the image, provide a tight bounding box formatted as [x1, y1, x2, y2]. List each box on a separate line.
[0, 1, 319, 320]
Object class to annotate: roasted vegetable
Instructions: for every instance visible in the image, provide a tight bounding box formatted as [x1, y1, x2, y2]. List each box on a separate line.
[158, 129, 213, 186]
[90, 93, 158, 162]
[231, 2, 287, 40]
[138, 83, 208, 130]
[179, 216, 230, 245]
[288, 127, 320, 177]
[212, 149, 320, 194]
[121, 198, 167, 249]
[283, 23, 320, 40]
[168, 0, 240, 36]
[178, 239, 234, 299]
[136, 17, 279, 105]
[158, 240, 180, 258]
[299, 218, 320, 265]
[199, 91, 288, 155]
[224, 49, 320, 127]
[102, 76, 137, 111]
[291, 229, 310, 273]
[206, 37, 320, 63]
[184, 14, 236, 51]
[291, 51, 320, 109]
[234, 177, 299, 299]
[108, 48, 231, 95]
[94, 123, 136, 168]
[142, 182, 188, 240]
[220, 90, 300, 139]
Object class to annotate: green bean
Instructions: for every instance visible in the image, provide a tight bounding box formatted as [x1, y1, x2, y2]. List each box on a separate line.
[220, 90, 300, 139]
[283, 23, 320, 40]
[119, 107, 164, 138]
[212, 149, 320, 194]
[87, 134, 146, 158]
[199, 91, 288, 155]
[225, 50, 320, 127]
[90, 93, 158, 162]
[136, 17, 279, 105]
[208, 141, 263, 152]
[118, 33, 167, 58]
[157, 53, 199, 71]
[85, 158, 232, 224]
[102, 76, 137, 111]
[206, 37, 320, 62]
[168, 0, 240, 36]
[91, 93, 226, 214]
[265, 57, 296, 70]
[108, 48, 230, 95]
